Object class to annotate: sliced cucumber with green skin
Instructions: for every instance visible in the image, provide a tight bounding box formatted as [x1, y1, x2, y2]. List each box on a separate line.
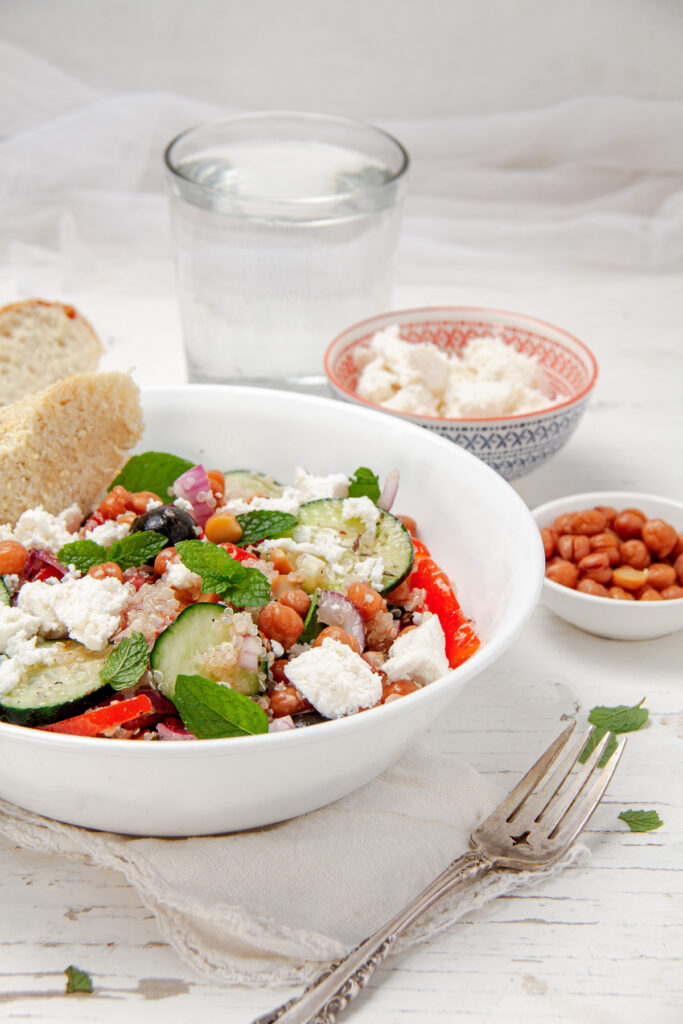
[296, 499, 414, 595]
[223, 470, 283, 500]
[0, 643, 112, 727]
[151, 603, 263, 699]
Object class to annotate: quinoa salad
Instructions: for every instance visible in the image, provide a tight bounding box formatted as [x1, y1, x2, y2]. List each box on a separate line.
[0, 453, 480, 740]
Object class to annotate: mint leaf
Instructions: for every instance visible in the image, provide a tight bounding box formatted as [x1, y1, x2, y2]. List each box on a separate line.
[0, 578, 11, 605]
[580, 699, 648, 765]
[298, 589, 321, 644]
[99, 632, 149, 690]
[348, 466, 380, 502]
[176, 539, 270, 607]
[172, 673, 268, 738]
[109, 451, 194, 499]
[58, 540, 108, 573]
[65, 965, 93, 994]
[108, 531, 167, 571]
[618, 809, 663, 833]
[236, 510, 297, 546]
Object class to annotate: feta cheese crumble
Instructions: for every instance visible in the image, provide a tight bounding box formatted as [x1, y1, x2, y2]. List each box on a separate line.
[284, 638, 382, 718]
[6, 504, 81, 555]
[17, 576, 133, 651]
[219, 468, 349, 516]
[383, 614, 449, 685]
[0, 606, 57, 697]
[84, 518, 131, 547]
[355, 327, 557, 418]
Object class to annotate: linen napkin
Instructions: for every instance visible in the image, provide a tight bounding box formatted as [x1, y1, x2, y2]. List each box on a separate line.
[0, 740, 585, 987]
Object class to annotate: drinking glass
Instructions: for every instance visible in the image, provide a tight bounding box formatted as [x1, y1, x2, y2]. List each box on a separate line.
[164, 111, 409, 388]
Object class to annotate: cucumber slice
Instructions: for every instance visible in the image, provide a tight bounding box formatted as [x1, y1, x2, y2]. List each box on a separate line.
[0, 643, 111, 727]
[151, 603, 263, 699]
[296, 499, 414, 594]
[223, 470, 283, 501]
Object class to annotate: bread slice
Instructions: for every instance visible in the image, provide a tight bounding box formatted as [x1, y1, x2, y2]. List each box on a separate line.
[0, 371, 144, 525]
[0, 299, 103, 405]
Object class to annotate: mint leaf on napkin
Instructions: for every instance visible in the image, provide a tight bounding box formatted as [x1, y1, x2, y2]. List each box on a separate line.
[618, 809, 663, 833]
[236, 510, 297, 545]
[109, 451, 194, 499]
[99, 632, 149, 690]
[348, 466, 380, 502]
[65, 965, 93, 994]
[176, 539, 271, 607]
[172, 673, 268, 738]
[58, 539, 108, 573]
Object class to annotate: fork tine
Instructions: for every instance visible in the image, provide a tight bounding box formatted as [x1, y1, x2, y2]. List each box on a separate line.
[536, 728, 615, 834]
[490, 722, 577, 825]
[515, 725, 595, 825]
[547, 736, 627, 849]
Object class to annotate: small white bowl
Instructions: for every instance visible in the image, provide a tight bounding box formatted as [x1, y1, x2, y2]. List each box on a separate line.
[324, 306, 598, 481]
[532, 491, 683, 640]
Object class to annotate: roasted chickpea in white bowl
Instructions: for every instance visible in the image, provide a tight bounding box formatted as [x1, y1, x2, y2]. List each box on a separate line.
[532, 491, 683, 640]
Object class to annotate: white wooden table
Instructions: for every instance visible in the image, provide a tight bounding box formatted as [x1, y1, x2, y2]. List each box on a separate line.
[0, 262, 681, 1023]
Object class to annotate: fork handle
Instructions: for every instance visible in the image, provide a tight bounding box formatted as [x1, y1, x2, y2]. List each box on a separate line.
[252, 850, 493, 1024]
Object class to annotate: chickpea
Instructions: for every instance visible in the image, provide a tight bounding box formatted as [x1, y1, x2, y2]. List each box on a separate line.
[204, 512, 243, 545]
[594, 506, 618, 526]
[577, 578, 610, 598]
[609, 586, 635, 601]
[153, 546, 177, 576]
[673, 533, 683, 559]
[661, 585, 683, 600]
[545, 558, 579, 588]
[619, 539, 651, 570]
[313, 625, 361, 654]
[540, 528, 556, 560]
[558, 534, 591, 562]
[98, 485, 132, 519]
[553, 513, 575, 534]
[130, 490, 163, 515]
[381, 678, 420, 703]
[116, 511, 137, 526]
[0, 540, 28, 575]
[88, 561, 124, 583]
[279, 588, 311, 617]
[612, 565, 648, 591]
[638, 587, 663, 601]
[362, 650, 386, 673]
[641, 519, 677, 559]
[268, 685, 310, 717]
[397, 515, 418, 536]
[590, 533, 621, 565]
[577, 551, 612, 584]
[269, 548, 293, 574]
[206, 469, 225, 503]
[258, 602, 304, 649]
[612, 510, 646, 540]
[674, 552, 683, 585]
[645, 563, 677, 591]
[571, 509, 607, 536]
[346, 580, 386, 622]
[270, 658, 290, 684]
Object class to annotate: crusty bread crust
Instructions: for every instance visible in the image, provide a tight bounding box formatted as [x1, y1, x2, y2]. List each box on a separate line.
[0, 371, 144, 525]
[0, 299, 103, 405]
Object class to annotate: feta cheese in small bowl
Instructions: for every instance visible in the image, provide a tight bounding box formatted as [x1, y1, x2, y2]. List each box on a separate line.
[324, 307, 598, 480]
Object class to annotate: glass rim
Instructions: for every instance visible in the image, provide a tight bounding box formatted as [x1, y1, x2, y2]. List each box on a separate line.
[163, 109, 410, 207]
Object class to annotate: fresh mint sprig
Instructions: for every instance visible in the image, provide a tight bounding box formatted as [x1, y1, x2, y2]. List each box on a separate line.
[58, 531, 167, 574]
[176, 539, 271, 607]
[172, 673, 268, 739]
[109, 450, 194, 499]
[348, 466, 380, 502]
[236, 510, 297, 546]
[58, 539, 107, 574]
[99, 632, 149, 690]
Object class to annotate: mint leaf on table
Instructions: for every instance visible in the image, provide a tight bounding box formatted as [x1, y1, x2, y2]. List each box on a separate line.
[618, 809, 663, 833]
[65, 965, 93, 994]
[236, 510, 297, 546]
[348, 466, 380, 502]
[107, 531, 168, 571]
[58, 540, 108, 573]
[579, 699, 648, 766]
[109, 451, 194, 499]
[99, 632, 149, 690]
[176, 539, 271, 607]
[172, 673, 268, 739]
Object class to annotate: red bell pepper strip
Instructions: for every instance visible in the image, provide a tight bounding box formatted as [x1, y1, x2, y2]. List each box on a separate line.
[40, 694, 154, 737]
[410, 537, 432, 563]
[221, 542, 253, 563]
[409, 557, 480, 669]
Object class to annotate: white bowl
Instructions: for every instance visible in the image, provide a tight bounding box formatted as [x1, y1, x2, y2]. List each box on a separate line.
[0, 386, 543, 835]
[532, 491, 683, 640]
[324, 306, 598, 481]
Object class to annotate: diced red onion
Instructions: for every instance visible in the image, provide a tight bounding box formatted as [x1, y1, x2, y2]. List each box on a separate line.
[157, 718, 196, 740]
[378, 469, 399, 511]
[269, 715, 295, 732]
[23, 549, 67, 583]
[238, 634, 262, 672]
[172, 464, 216, 527]
[317, 590, 366, 650]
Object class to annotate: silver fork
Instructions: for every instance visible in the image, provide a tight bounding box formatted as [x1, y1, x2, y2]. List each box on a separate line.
[253, 722, 625, 1024]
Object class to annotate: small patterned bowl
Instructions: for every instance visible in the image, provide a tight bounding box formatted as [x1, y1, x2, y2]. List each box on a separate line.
[324, 307, 598, 481]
